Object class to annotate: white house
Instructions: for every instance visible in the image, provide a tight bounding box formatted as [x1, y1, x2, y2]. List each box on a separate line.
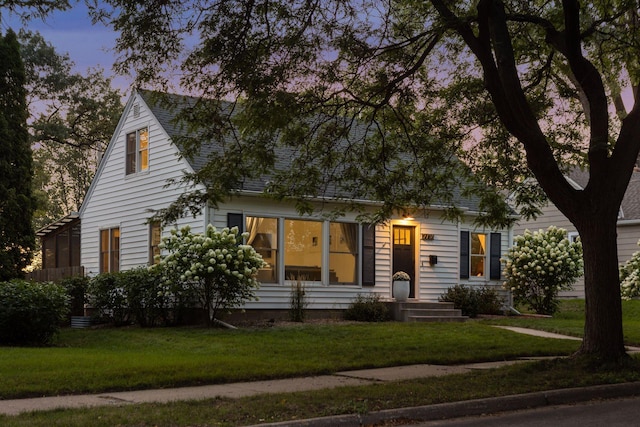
[79, 89, 512, 316]
[513, 168, 640, 299]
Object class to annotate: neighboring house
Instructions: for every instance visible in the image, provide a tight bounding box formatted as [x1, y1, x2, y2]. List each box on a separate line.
[513, 168, 640, 298]
[79, 89, 512, 315]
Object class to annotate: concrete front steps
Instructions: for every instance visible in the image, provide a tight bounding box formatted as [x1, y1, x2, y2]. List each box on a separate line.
[389, 301, 468, 322]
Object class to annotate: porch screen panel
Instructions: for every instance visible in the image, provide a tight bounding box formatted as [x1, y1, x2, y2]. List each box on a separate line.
[56, 229, 70, 267]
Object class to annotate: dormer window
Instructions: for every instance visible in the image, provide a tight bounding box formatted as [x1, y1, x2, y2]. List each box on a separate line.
[126, 128, 149, 174]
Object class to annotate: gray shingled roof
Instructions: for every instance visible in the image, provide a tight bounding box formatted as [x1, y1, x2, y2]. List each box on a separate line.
[568, 168, 640, 221]
[139, 89, 485, 212]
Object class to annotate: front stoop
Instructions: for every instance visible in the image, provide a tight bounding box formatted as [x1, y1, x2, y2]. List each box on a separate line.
[388, 301, 468, 322]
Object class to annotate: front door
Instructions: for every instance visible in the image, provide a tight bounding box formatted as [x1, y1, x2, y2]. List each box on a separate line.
[392, 225, 416, 299]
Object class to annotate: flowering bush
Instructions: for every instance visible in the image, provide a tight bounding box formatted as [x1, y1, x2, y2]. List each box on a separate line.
[619, 244, 640, 300]
[502, 226, 583, 315]
[154, 224, 265, 326]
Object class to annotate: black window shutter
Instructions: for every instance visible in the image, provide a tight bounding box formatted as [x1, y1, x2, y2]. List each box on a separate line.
[490, 232, 502, 280]
[227, 213, 244, 233]
[460, 230, 470, 279]
[362, 223, 375, 286]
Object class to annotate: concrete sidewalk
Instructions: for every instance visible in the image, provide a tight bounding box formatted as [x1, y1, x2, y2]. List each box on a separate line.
[1, 327, 638, 419]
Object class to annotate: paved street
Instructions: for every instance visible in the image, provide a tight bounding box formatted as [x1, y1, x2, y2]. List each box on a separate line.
[411, 396, 640, 427]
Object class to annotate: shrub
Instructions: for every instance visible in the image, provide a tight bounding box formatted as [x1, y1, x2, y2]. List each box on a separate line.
[619, 244, 640, 300]
[439, 284, 479, 317]
[476, 286, 504, 315]
[153, 224, 265, 326]
[439, 284, 504, 317]
[0, 280, 68, 345]
[87, 269, 196, 327]
[88, 272, 130, 326]
[344, 294, 391, 322]
[502, 226, 583, 315]
[57, 276, 89, 317]
[289, 277, 308, 322]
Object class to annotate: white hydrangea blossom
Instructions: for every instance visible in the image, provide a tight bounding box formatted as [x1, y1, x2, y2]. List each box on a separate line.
[502, 226, 583, 315]
[619, 244, 640, 300]
[152, 224, 265, 325]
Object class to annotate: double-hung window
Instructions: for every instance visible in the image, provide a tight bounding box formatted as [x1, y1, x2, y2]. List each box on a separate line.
[149, 221, 162, 265]
[100, 227, 120, 273]
[126, 128, 149, 174]
[470, 233, 487, 277]
[460, 231, 502, 280]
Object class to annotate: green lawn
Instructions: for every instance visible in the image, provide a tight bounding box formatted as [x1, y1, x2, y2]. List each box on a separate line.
[0, 321, 579, 399]
[482, 299, 640, 345]
[1, 299, 639, 427]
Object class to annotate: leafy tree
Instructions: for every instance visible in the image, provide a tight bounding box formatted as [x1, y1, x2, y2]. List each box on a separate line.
[0, 29, 34, 280]
[18, 31, 123, 230]
[96, 1, 640, 363]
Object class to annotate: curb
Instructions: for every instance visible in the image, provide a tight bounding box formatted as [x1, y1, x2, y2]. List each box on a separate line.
[248, 381, 640, 426]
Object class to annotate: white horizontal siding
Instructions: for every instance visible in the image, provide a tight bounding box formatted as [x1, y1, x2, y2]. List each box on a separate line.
[80, 92, 205, 275]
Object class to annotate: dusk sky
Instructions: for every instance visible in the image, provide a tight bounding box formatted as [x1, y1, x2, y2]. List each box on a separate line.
[1, 3, 133, 93]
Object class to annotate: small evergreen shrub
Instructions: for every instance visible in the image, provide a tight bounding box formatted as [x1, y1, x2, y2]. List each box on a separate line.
[344, 294, 391, 322]
[439, 284, 504, 317]
[476, 286, 504, 315]
[440, 284, 479, 317]
[0, 280, 68, 345]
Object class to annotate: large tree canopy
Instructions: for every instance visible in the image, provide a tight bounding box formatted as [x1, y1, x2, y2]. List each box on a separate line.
[18, 31, 123, 230]
[96, 0, 640, 363]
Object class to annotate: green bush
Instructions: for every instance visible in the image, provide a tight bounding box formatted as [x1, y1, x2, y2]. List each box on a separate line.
[440, 284, 479, 317]
[57, 276, 89, 317]
[439, 284, 504, 317]
[476, 286, 504, 315]
[87, 269, 196, 327]
[88, 272, 130, 326]
[344, 294, 391, 322]
[0, 279, 69, 345]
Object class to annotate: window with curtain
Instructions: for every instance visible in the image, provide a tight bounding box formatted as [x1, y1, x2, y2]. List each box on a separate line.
[246, 216, 278, 283]
[470, 232, 486, 277]
[284, 219, 322, 281]
[329, 222, 358, 284]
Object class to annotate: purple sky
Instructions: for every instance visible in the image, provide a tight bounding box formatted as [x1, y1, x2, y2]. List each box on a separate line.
[0, 4, 635, 111]
[1, 3, 132, 93]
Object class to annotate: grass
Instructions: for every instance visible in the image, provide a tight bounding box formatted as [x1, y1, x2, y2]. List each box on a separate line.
[482, 299, 640, 345]
[1, 299, 639, 426]
[0, 322, 579, 399]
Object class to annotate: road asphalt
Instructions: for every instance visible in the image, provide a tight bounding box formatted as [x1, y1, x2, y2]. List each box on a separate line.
[1, 327, 639, 426]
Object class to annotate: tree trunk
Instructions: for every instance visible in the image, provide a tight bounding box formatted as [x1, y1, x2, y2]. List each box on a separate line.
[574, 214, 627, 362]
